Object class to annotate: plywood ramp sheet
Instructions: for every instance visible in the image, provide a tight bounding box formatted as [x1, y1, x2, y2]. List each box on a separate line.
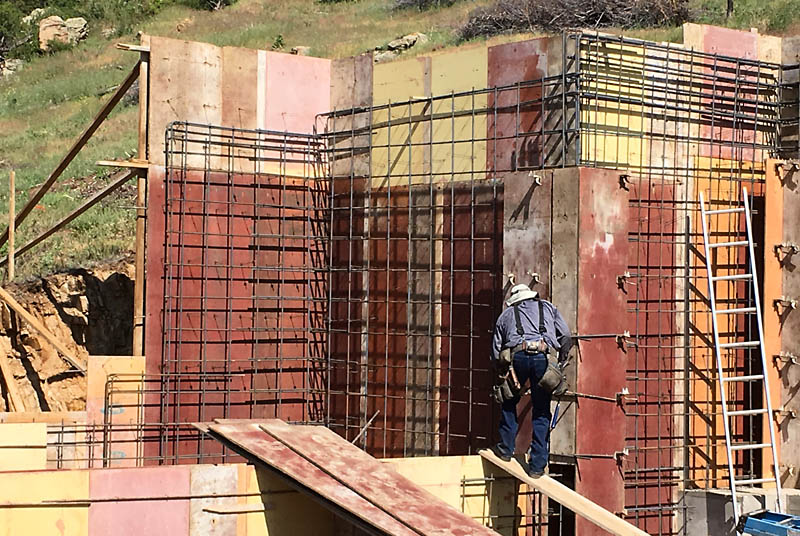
[206, 419, 497, 536]
[480, 449, 650, 536]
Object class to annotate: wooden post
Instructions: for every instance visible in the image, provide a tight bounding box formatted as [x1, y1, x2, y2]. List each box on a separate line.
[7, 170, 14, 282]
[132, 41, 149, 358]
[0, 353, 24, 411]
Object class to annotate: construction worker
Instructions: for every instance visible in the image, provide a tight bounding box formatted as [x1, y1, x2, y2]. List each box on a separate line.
[490, 283, 573, 477]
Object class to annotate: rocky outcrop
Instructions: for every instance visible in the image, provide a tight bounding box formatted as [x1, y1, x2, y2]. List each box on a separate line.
[39, 15, 88, 52]
[0, 261, 134, 412]
[374, 32, 428, 63]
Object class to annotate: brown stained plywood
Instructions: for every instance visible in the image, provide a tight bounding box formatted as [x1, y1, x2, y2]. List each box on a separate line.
[549, 167, 580, 457]
[256, 420, 499, 536]
[330, 54, 373, 179]
[221, 47, 258, 131]
[148, 36, 222, 167]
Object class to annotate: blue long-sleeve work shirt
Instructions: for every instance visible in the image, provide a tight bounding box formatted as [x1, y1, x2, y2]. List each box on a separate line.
[491, 298, 573, 361]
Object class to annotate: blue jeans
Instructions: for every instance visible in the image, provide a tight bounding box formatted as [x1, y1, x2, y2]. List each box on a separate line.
[496, 352, 552, 472]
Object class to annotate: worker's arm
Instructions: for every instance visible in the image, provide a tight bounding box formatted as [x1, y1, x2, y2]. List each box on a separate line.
[553, 308, 574, 362]
[491, 315, 506, 362]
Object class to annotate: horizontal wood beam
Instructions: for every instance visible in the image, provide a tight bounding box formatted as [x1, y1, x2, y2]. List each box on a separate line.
[0, 61, 141, 249]
[96, 159, 150, 169]
[116, 43, 150, 53]
[0, 170, 137, 267]
[0, 286, 86, 374]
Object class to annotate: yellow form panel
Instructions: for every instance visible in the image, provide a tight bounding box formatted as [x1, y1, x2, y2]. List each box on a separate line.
[0, 423, 46, 471]
[371, 57, 430, 187]
[430, 46, 488, 181]
[86, 356, 144, 468]
[0, 470, 89, 536]
[689, 158, 762, 487]
[580, 40, 647, 170]
[236, 464, 336, 536]
[385, 454, 517, 536]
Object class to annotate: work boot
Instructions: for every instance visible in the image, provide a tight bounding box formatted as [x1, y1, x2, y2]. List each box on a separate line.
[527, 468, 544, 478]
[491, 444, 512, 462]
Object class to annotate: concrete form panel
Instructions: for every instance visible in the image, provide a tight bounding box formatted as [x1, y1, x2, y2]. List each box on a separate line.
[0, 470, 89, 536]
[371, 57, 430, 186]
[89, 465, 191, 536]
[221, 46, 259, 132]
[549, 167, 581, 457]
[487, 39, 547, 173]
[190, 464, 238, 536]
[430, 46, 488, 180]
[330, 54, 373, 179]
[264, 51, 331, 134]
[147, 36, 223, 166]
[575, 168, 629, 534]
[0, 423, 46, 471]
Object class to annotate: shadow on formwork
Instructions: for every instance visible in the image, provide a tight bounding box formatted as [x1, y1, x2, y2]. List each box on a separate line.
[12, 22, 800, 536]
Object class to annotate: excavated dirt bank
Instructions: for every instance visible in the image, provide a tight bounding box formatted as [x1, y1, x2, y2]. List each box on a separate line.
[0, 258, 134, 412]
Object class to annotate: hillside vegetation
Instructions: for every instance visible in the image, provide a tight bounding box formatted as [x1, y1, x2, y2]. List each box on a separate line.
[0, 0, 797, 278]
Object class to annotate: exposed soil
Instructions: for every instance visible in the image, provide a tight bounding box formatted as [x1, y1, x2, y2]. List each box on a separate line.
[0, 258, 134, 412]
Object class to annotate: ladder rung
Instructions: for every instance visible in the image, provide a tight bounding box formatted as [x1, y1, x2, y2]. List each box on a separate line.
[722, 374, 764, 382]
[716, 307, 757, 315]
[719, 341, 760, 349]
[711, 274, 753, 282]
[730, 443, 772, 451]
[728, 408, 768, 417]
[709, 240, 749, 248]
[705, 208, 745, 215]
[733, 477, 774, 486]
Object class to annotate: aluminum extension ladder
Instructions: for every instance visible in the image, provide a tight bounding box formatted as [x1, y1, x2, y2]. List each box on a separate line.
[699, 186, 784, 528]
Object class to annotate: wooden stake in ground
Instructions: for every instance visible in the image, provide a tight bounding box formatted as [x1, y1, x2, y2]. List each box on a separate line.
[7, 170, 14, 282]
[0, 286, 85, 373]
[0, 352, 24, 412]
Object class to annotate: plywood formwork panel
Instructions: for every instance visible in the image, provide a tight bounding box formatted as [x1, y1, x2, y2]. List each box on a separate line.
[148, 37, 222, 167]
[549, 167, 581, 458]
[0, 422, 46, 471]
[371, 57, 430, 187]
[688, 158, 764, 488]
[190, 464, 238, 536]
[89, 465, 191, 536]
[580, 40, 647, 171]
[574, 167, 629, 535]
[487, 39, 548, 173]
[0, 470, 89, 536]
[430, 46, 488, 181]
[330, 54, 373, 179]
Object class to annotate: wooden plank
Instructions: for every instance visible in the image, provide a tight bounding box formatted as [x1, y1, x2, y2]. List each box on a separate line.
[96, 160, 150, 169]
[257, 420, 498, 536]
[0, 286, 85, 373]
[132, 40, 149, 359]
[7, 170, 14, 282]
[0, 353, 24, 411]
[0, 170, 136, 267]
[205, 422, 418, 536]
[479, 449, 649, 536]
[0, 62, 140, 248]
[203, 503, 266, 515]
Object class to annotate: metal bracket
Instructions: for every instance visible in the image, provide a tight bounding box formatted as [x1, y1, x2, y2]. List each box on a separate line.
[616, 330, 632, 352]
[775, 160, 800, 183]
[614, 448, 629, 465]
[526, 270, 540, 286]
[774, 406, 797, 420]
[528, 171, 542, 186]
[619, 174, 631, 191]
[617, 271, 635, 291]
[774, 242, 800, 263]
[774, 297, 798, 316]
[615, 387, 635, 405]
[774, 351, 799, 366]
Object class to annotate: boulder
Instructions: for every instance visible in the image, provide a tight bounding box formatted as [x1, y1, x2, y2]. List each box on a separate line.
[291, 46, 311, 56]
[386, 32, 428, 52]
[0, 59, 24, 78]
[374, 50, 399, 63]
[39, 16, 88, 51]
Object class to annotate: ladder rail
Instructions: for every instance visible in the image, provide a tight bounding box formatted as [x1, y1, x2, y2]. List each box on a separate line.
[742, 187, 784, 513]
[699, 191, 741, 522]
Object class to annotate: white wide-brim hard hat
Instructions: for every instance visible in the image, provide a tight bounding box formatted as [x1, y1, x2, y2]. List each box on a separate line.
[506, 284, 539, 306]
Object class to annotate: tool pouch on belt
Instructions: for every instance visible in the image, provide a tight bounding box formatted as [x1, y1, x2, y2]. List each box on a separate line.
[537, 356, 567, 396]
[491, 363, 521, 404]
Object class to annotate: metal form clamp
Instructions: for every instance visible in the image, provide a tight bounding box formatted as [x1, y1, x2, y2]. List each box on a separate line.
[776, 160, 800, 183]
[774, 297, 798, 316]
[775, 242, 800, 263]
[619, 174, 631, 190]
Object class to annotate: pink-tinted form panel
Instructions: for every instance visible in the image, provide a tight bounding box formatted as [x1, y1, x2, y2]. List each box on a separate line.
[89, 465, 191, 535]
[264, 52, 331, 134]
[575, 168, 629, 535]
